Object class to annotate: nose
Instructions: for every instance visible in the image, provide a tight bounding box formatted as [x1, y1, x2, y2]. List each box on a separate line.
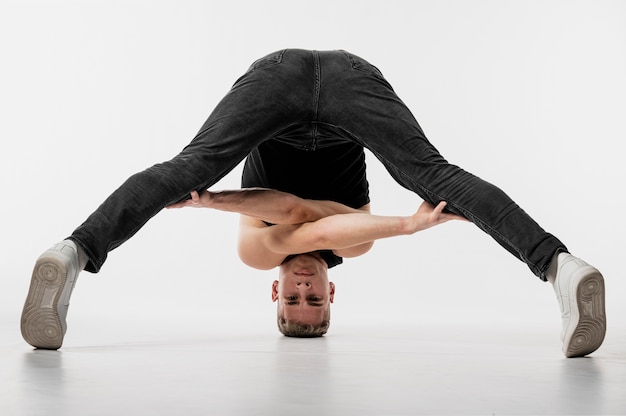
[296, 282, 312, 288]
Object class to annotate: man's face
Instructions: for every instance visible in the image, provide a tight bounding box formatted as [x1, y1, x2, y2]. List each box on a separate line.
[272, 253, 335, 325]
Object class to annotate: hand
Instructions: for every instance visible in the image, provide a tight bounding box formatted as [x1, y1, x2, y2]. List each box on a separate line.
[407, 201, 468, 233]
[166, 190, 212, 209]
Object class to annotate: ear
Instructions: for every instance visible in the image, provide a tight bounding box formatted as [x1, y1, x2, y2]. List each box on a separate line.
[271, 280, 279, 302]
[329, 282, 336, 304]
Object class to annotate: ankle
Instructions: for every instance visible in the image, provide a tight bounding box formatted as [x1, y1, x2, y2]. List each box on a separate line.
[65, 239, 89, 270]
[546, 251, 569, 284]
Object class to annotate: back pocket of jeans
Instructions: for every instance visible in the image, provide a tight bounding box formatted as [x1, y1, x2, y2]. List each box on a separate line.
[247, 50, 286, 72]
[341, 50, 386, 79]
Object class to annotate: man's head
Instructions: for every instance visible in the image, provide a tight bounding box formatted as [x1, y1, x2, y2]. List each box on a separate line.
[272, 253, 335, 337]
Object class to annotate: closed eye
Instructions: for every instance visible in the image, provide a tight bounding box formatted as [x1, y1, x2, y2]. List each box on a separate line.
[284, 295, 323, 306]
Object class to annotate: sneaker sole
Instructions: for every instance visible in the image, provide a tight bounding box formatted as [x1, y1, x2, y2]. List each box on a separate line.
[563, 267, 606, 358]
[20, 251, 71, 350]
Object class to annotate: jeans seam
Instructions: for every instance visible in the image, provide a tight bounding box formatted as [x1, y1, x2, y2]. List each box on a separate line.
[391, 163, 537, 273]
[332, 119, 538, 275]
[312, 50, 321, 120]
[311, 51, 321, 150]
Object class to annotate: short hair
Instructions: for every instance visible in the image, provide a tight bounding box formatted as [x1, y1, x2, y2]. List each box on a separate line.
[277, 317, 330, 337]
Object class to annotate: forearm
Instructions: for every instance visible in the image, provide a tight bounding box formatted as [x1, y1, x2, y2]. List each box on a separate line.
[267, 212, 412, 254]
[267, 201, 462, 254]
[207, 188, 298, 223]
[207, 188, 362, 224]
[311, 213, 412, 250]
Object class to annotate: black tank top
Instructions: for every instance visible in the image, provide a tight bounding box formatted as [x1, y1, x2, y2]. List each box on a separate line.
[241, 138, 370, 268]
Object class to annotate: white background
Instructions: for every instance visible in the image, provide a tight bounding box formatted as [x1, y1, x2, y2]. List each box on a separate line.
[1, 0, 624, 344]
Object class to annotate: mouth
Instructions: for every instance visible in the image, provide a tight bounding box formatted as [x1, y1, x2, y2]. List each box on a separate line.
[294, 269, 314, 276]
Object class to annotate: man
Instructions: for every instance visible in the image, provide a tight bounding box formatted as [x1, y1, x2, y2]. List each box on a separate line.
[21, 49, 606, 357]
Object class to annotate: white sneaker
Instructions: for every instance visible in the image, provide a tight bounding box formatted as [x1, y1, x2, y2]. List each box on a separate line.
[550, 253, 606, 358]
[21, 240, 82, 349]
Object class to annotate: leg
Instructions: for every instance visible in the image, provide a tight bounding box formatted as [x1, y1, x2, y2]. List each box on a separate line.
[319, 50, 565, 279]
[318, 50, 605, 357]
[21, 49, 313, 348]
[72, 49, 310, 273]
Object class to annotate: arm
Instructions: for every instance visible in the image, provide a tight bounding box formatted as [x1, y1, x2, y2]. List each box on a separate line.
[168, 188, 374, 269]
[264, 201, 463, 255]
[167, 188, 366, 224]
[169, 190, 465, 270]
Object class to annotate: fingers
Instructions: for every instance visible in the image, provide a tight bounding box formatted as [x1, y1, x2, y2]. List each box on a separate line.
[433, 201, 447, 214]
[166, 191, 200, 209]
[436, 201, 470, 223]
[432, 201, 469, 223]
[428, 201, 447, 220]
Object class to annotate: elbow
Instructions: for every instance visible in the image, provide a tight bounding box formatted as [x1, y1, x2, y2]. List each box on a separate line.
[284, 196, 314, 224]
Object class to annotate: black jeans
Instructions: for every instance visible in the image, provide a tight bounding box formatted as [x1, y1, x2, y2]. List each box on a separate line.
[70, 49, 566, 280]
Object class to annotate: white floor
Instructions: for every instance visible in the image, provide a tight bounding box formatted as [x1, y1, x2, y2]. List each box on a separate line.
[2, 321, 625, 416]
